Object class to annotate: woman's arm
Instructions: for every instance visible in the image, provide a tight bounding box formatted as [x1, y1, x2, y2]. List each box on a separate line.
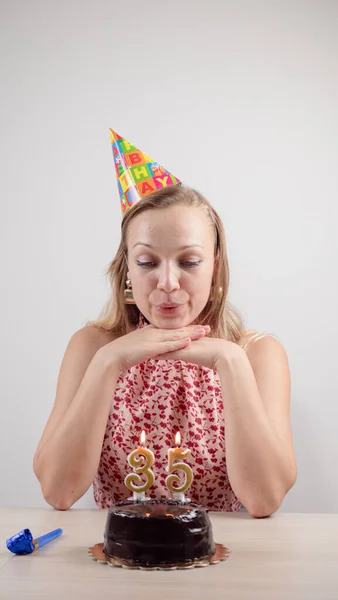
[34, 323, 206, 510]
[33, 327, 120, 510]
[216, 337, 297, 518]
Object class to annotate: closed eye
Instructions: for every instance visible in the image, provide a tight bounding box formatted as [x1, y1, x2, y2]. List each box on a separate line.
[136, 261, 201, 269]
[136, 261, 155, 268]
[182, 261, 201, 268]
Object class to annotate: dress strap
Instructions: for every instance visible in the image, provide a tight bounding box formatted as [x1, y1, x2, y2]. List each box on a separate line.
[240, 330, 270, 352]
[138, 312, 148, 328]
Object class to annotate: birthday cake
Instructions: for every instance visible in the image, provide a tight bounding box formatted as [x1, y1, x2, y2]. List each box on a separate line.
[103, 499, 215, 566]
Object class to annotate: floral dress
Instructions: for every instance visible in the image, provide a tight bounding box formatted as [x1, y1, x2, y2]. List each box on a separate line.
[93, 317, 267, 511]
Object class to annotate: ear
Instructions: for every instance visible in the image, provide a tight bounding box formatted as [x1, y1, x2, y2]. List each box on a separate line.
[127, 271, 130, 280]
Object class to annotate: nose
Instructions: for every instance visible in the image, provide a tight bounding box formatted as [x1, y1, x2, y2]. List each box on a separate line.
[156, 261, 180, 294]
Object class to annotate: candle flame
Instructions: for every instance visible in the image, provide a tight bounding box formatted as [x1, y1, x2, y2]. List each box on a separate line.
[175, 431, 181, 446]
[140, 430, 146, 446]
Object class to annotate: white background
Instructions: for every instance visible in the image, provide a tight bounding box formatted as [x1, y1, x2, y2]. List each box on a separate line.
[1, 0, 337, 512]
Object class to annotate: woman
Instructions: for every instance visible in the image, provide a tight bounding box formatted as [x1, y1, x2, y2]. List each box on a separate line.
[33, 184, 297, 517]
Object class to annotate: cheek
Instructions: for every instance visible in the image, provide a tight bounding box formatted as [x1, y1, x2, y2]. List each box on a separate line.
[182, 275, 212, 301]
[187, 266, 213, 288]
[131, 271, 154, 292]
[193, 273, 213, 302]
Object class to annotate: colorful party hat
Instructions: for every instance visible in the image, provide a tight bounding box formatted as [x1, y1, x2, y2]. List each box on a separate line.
[110, 129, 181, 216]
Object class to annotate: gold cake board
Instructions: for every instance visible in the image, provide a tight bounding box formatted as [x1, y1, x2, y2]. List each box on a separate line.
[88, 542, 230, 571]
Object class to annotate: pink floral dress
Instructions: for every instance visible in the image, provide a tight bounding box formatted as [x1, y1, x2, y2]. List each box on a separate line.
[93, 316, 267, 511]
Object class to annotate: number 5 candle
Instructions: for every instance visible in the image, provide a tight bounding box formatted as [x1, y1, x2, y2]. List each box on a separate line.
[165, 431, 194, 503]
[124, 430, 155, 501]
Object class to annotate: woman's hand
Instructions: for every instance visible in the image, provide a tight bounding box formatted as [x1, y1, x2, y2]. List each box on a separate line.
[154, 335, 242, 371]
[97, 324, 210, 373]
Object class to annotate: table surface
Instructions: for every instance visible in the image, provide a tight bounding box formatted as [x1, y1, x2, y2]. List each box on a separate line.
[1, 508, 337, 599]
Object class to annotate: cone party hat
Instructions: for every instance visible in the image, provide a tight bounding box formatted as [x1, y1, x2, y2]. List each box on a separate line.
[110, 129, 181, 216]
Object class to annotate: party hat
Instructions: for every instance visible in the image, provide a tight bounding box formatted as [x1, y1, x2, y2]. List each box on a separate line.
[110, 129, 181, 216]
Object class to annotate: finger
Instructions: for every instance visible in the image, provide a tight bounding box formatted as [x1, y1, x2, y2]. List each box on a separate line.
[156, 337, 191, 354]
[181, 325, 210, 335]
[186, 325, 210, 340]
[160, 326, 208, 342]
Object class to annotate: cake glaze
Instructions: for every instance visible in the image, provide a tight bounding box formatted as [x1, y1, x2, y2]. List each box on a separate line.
[103, 499, 215, 566]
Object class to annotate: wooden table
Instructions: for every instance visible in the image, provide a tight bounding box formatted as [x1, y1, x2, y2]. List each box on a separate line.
[1, 508, 337, 599]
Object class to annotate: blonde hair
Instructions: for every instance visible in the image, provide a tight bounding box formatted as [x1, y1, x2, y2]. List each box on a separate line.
[88, 185, 250, 344]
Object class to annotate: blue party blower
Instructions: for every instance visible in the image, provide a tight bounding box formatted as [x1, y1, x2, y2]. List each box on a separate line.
[6, 527, 63, 555]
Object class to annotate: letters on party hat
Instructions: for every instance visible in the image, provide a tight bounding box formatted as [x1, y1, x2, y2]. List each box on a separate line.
[110, 129, 181, 216]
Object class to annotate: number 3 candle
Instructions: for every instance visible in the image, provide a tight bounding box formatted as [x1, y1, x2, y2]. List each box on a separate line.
[165, 431, 194, 503]
[124, 430, 155, 501]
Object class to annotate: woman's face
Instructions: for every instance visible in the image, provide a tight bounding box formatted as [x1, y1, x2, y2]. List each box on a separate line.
[126, 205, 216, 329]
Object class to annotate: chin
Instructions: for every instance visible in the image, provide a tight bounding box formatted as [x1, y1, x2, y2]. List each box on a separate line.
[152, 315, 194, 329]
[158, 321, 186, 329]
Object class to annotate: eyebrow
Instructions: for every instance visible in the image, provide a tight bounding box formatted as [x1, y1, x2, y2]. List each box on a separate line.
[132, 243, 204, 250]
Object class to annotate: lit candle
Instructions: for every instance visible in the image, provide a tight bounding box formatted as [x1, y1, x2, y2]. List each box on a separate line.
[165, 431, 194, 503]
[124, 430, 155, 501]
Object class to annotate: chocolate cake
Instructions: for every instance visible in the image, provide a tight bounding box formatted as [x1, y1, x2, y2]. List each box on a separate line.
[103, 499, 215, 566]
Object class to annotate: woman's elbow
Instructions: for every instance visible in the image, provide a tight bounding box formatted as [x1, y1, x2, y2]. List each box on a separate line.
[247, 477, 297, 518]
[40, 474, 91, 511]
[33, 463, 71, 510]
[243, 495, 277, 518]
[50, 499, 73, 511]
[33, 451, 43, 481]
[248, 501, 279, 519]
[42, 486, 74, 511]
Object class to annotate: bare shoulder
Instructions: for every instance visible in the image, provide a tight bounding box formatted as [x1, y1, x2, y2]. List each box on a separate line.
[240, 332, 288, 370]
[67, 325, 117, 357]
[59, 326, 117, 375]
[55, 325, 118, 395]
[239, 330, 288, 362]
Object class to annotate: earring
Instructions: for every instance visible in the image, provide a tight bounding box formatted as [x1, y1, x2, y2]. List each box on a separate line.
[124, 279, 136, 304]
